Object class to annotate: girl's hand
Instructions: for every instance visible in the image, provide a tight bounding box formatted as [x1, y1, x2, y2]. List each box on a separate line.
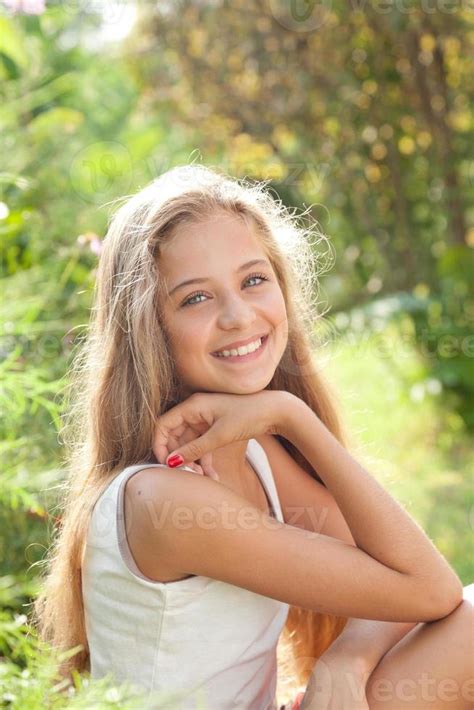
[155, 419, 216, 480]
[153, 390, 291, 478]
[299, 656, 371, 710]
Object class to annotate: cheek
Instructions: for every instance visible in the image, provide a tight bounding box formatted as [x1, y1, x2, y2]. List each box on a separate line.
[170, 315, 211, 358]
[269, 292, 289, 348]
[266, 288, 288, 325]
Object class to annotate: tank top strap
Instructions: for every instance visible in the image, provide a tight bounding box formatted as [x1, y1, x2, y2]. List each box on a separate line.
[245, 439, 284, 523]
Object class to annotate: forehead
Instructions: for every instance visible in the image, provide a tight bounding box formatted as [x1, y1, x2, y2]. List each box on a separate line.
[159, 212, 266, 274]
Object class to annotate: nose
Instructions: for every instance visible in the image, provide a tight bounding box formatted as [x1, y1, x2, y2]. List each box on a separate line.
[216, 291, 257, 331]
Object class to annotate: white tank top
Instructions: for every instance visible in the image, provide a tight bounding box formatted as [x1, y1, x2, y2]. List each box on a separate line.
[82, 439, 290, 709]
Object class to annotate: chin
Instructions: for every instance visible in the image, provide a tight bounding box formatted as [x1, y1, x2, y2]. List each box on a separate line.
[227, 374, 276, 394]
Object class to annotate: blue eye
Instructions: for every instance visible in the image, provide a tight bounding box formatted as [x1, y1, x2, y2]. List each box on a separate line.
[181, 272, 269, 307]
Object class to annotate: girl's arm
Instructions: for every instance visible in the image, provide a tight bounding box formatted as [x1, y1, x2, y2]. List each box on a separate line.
[258, 431, 421, 671]
[278, 393, 462, 612]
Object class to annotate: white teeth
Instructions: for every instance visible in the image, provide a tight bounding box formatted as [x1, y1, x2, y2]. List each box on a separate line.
[215, 337, 263, 358]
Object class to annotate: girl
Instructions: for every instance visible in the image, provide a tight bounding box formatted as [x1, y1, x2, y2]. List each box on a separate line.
[33, 164, 473, 709]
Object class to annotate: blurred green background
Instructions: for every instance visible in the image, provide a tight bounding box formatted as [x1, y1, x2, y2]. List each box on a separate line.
[0, 0, 473, 705]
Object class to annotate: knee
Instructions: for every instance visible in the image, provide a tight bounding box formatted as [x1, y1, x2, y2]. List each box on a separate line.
[365, 591, 474, 709]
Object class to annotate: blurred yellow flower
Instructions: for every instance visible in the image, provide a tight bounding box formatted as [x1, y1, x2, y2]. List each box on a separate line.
[416, 131, 433, 149]
[413, 283, 430, 299]
[365, 163, 382, 182]
[420, 34, 436, 52]
[371, 142, 387, 160]
[398, 136, 416, 155]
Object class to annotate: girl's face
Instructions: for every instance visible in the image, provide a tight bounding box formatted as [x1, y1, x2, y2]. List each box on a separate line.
[159, 211, 289, 396]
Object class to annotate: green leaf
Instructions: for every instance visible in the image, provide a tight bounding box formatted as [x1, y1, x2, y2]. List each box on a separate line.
[0, 16, 27, 70]
[28, 107, 84, 138]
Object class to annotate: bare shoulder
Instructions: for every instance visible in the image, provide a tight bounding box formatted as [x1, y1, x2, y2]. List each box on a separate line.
[124, 466, 203, 582]
[255, 433, 355, 545]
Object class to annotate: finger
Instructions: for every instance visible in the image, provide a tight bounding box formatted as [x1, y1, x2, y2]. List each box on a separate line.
[199, 451, 220, 481]
[157, 433, 178, 466]
[153, 428, 172, 463]
[172, 425, 206, 468]
[185, 462, 205, 476]
[200, 461, 219, 480]
[155, 397, 207, 442]
[155, 429, 186, 465]
[205, 466, 220, 482]
[156, 406, 186, 434]
[168, 432, 180, 453]
[155, 444, 169, 465]
[153, 410, 186, 457]
[166, 421, 227, 467]
[158, 425, 204, 469]
[166, 424, 206, 468]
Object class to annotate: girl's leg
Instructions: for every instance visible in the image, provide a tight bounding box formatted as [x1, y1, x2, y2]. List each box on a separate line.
[365, 583, 474, 709]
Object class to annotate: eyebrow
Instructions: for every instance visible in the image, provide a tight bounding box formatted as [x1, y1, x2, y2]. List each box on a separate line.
[167, 258, 271, 297]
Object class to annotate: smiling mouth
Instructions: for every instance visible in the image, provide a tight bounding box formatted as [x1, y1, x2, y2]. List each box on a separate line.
[210, 334, 269, 362]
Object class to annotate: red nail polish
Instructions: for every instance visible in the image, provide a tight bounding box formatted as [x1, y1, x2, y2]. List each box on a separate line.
[167, 454, 184, 467]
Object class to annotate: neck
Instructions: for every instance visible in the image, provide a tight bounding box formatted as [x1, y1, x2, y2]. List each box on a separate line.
[210, 440, 250, 479]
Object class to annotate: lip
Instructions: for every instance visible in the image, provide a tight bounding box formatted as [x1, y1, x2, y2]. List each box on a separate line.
[211, 334, 269, 363]
[211, 332, 268, 354]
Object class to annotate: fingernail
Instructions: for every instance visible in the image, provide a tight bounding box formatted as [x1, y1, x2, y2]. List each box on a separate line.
[167, 454, 184, 468]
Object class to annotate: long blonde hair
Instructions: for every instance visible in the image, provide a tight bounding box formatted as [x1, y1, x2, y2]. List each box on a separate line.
[32, 164, 348, 699]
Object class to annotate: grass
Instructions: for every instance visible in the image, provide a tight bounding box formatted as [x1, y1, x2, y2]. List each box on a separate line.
[319, 322, 473, 584]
